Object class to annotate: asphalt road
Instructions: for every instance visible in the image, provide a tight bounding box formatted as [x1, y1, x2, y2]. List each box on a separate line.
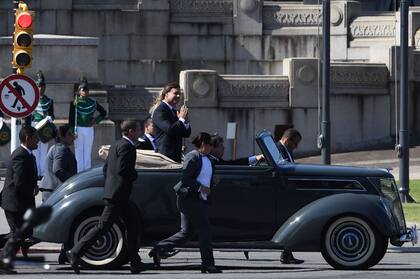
[5, 248, 420, 279]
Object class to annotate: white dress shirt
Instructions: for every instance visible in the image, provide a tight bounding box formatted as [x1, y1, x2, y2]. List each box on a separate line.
[196, 155, 213, 200]
[144, 133, 157, 151]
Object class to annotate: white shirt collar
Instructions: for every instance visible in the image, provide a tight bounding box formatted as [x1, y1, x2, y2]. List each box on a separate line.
[144, 133, 157, 150]
[20, 144, 32, 155]
[279, 142, 293, 162]
[122, 136, 135, 146]
[162, 101, 174, 111]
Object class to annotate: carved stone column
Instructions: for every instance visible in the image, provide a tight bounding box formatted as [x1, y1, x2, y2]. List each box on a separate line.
[330, 1, 360, 60]
[180, 70, 218, 107]
[233, 0, 262, 35]
[283, 58, 319, 108]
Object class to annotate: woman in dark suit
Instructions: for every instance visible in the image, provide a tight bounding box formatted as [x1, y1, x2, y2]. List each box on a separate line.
[149, 132, 222, 273]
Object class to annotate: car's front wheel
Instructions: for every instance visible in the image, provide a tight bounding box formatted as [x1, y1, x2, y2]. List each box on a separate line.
[70, 212, 128, 269]
[321, 216, 388, 270]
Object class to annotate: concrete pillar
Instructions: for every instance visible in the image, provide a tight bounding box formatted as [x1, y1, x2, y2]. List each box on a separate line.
[233, 0, 262, 35]
[180, 70, 218, 108]
[283, 58, 319, 108]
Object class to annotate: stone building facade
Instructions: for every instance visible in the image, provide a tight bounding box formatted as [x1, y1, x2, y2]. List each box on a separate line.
[0, 0, 420, 163]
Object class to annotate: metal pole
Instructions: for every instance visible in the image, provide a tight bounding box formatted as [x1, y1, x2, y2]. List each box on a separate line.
[11, 0, 21, 154]
[321, 0, 331, 164]
[398, 0, 410, 203]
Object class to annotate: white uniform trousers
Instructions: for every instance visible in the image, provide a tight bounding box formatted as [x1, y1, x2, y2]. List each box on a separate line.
[75, 126, 94, 172]
[33, 141, 49, 177]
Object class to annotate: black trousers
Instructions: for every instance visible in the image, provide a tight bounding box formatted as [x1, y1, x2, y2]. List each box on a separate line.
[2, 210, 33, 258]
[5, 210, 32, 240]
[155, 196, 215, 267]
[71, 199, 141, 264]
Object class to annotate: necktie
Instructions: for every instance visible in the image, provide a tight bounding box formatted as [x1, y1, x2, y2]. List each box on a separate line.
[172, 108, 178, 118]
[30, 154, 38, 176]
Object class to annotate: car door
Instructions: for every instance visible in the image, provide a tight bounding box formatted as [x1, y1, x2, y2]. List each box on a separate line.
[209, 165, 277, 241]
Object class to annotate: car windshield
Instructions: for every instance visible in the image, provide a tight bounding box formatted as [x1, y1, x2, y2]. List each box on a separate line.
[262, 135, 286, 165]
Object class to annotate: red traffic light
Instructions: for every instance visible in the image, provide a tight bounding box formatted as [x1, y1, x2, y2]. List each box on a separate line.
[17, 13, 33, 29]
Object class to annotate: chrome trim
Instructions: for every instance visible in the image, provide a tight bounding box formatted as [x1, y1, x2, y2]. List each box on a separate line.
[288, 178, 366, 191]
[399, 225, 418, 246]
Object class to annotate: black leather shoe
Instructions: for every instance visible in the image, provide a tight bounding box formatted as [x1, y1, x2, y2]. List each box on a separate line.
[58, 251, 68, 264]
[280, 250, 304, 264]
[20, 242, 30, 258]
[65, 250, 80, 274]
[148, 248, 162, 268]
[0, 267, 17, 274]
[130, 262, 149, 274]
[161, 249, 180, 259]
[0, 261, 16, 275]
[201, 266, 222, 273]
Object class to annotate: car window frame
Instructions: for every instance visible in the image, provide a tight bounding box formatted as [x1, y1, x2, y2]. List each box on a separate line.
[256, 130, 286, 167]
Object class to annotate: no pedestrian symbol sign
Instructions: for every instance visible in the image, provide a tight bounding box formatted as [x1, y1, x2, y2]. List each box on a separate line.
[0, 74, 40, 118]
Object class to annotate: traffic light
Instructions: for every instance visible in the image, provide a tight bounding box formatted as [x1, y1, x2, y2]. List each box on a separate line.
[12, 3, 35, 70]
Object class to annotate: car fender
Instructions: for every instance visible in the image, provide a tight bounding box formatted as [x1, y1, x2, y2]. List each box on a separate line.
[33, 187, 106, 243]
[271, 193, 394, 252]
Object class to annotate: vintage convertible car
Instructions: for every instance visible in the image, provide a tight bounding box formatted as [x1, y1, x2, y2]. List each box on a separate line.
[34, 131, 417, 270]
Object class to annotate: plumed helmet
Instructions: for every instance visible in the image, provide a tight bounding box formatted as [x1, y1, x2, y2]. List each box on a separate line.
[35, 70, 45, 87]
[78, 75, 89, 91]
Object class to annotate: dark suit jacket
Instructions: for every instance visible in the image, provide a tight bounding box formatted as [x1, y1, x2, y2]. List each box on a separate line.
[174, 150, 214, 201]
[103, 138, 138, 202]
[152, 102, 191, 162]
[41, 143, 77, 191]
[136, 135, 155, 151]
[278, 143, 294, 162]
[1, 146, 38, 212]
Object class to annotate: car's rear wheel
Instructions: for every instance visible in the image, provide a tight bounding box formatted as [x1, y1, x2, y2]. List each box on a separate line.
[321, 216, 388, 270]
[70, 212, 128, 269]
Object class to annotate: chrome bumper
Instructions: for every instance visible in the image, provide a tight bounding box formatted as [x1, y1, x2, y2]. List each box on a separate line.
[400, 224, 418, 246]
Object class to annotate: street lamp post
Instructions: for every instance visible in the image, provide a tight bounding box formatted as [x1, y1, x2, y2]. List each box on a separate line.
[320, 0, 331, 165]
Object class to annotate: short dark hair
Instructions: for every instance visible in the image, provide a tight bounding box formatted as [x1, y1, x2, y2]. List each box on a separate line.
[144, 117, 153, 128]
[19, 125, 37, 143]
[210, 134, 224, 147]
[282, 128, 302, 143]
[121, 119, 138, 135]
[56, 124, 72, 142]
[192, 132, 211, 148]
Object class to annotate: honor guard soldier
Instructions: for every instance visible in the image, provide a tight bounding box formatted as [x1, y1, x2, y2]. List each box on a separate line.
[69, 78, 107, 172]
[31, 71, 55, 179]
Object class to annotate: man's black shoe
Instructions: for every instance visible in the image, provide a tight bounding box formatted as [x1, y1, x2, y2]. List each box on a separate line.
[65, 250, 80, 274]
[201, 265, 222, 273]
[161, 249, 180, 259]
[20, 242, 30, 258]
[0, 260, 16, 274]
[148, 248, 161, 268]
[130, 262, 149, 274]
[58, 251, 68, 264]
[280, 250, 304, 264]
[0, 267, 17, 274]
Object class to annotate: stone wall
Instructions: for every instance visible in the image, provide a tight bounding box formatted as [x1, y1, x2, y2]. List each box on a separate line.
[0, 1, 420, 162]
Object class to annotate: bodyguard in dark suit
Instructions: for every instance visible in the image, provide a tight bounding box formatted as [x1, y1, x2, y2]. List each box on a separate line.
[149, 133, 222, 273]
[151, 82, 191, 162]
[67, 120, 147, 274]
[0, 126, 39, 261]
[41, 124, 77, 202]
[209, 135, 264, 166]
[136, 117, 157, 151]
[277, 128, 304, 264]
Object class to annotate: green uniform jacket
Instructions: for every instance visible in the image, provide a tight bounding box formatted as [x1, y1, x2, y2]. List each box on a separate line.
[68, 96, 107, 129]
